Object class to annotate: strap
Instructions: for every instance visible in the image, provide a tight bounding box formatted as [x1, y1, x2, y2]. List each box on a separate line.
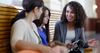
[32, 28, 42, 44]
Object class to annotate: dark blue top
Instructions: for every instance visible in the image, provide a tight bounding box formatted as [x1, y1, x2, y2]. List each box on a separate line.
[38, 27, 48, 45]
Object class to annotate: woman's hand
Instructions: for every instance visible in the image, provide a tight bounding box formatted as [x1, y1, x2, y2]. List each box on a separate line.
[88, 39, 97, 47]
[52, 45, 69, 53]
[66, 43, 74, 49]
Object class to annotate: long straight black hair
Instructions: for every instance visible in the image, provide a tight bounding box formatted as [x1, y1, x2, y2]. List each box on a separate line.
[33, 6, 51, 43]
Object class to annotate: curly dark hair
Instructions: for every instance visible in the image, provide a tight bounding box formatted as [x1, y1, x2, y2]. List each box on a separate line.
[61, 1, 86, 28]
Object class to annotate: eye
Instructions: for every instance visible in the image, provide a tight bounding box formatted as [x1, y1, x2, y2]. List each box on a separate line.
[66, 10, 69, 13]
[71, 11, 75, 14]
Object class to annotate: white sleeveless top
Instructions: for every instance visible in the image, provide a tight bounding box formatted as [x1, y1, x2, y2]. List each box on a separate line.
[11, 19, 41, 53]
[65, 30, 75, 44]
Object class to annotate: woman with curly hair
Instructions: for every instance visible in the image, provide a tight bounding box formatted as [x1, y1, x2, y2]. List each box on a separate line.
[53, 1, 96, 53]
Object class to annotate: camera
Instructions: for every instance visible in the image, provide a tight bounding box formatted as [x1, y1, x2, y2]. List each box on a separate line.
[69, 40, 84, 53]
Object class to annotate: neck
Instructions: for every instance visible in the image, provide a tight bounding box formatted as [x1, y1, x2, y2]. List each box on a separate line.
[67, 22, 74, 30]
[39, 24, 44, 31]
[40, 24, 44, 27]
[39, 24, 44, 29]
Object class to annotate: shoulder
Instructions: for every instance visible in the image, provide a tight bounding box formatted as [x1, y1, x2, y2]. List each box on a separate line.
[12, 19, 26, 29]
[55, 21, 66, 27]
[55, 21, 63, 26]
[13, 19, 25, 25]
[76, 27, 84, 30]
[32, 23, 38, 31]
[75, 27, 85, 33]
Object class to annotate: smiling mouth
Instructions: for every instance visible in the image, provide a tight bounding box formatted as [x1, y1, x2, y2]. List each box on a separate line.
[68, 18, 72, 20]
[68, 18, 74, 21]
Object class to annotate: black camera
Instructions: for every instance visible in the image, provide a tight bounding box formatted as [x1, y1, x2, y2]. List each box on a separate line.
[69, 40, 84, 53]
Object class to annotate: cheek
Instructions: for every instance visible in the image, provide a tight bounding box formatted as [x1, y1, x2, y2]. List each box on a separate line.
[44, 18, 48, 23]
[38, 9, 42, 17]
[65, 13, 68, 18]
[40, 11, 42, 15]
[45, 18, 48, 22]
[66, 13, 75, 19]
[72, 14, 75, 17]
[40, 9, 43, 15]
[72, 14, 76, 20]
[38, 12, 42, 19]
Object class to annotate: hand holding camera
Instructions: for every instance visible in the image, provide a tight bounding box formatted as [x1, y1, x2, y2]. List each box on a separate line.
[66, 40, 84, 53]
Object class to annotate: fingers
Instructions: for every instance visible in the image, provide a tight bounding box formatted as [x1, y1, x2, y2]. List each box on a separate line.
[88, 39, 98, 47]
[66, 43, 74, 49]
[88, 39, 97, 43]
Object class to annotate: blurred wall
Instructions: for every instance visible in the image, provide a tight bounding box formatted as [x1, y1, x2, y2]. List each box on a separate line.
[96, 0, 100, 33]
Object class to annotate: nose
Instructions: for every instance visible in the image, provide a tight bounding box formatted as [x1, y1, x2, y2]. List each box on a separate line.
[67, 12, 71, 16]
[48, 17, 50, 19]
[46, 16, 49, 20]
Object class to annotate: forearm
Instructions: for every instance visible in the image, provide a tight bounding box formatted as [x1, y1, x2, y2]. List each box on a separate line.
[15, 40, 53, 53]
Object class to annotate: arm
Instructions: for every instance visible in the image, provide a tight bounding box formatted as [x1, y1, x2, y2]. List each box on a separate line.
[82, 38, 96, 48]
[53, 22, 61, 41]
[80, 28, 89, 48]
[11, 21, 53, 53]
[78, 28, 96, 48]
[15, 40, 53, 53]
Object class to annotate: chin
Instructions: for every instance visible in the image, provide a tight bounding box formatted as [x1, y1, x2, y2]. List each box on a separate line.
[68, 19, 74, 22]
[45, 23, 47, 24]
[68, 20, 73, 22]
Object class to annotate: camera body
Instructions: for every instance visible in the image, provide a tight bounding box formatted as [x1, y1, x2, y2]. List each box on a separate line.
[69, 40, 84, 53]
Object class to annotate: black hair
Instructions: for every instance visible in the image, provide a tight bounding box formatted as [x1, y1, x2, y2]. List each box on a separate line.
[61, 1, 86, 28]
[22, 0, 44, 12]
[11, 0, 44, 25]
[39, 6, 51, 26]
[33, 6, 51, 42]
[11, 10, 25, 26]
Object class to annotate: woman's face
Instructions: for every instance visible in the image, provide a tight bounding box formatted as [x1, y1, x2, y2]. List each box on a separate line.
[43, 10, 49, 24]
[35, 7, 43, 19]
[66, 6, 75, 23]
